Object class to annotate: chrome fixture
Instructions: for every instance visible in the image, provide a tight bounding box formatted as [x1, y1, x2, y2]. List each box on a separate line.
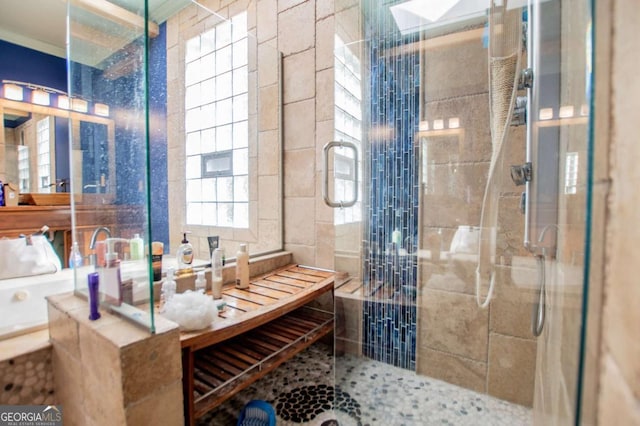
[530, 224, 559, 337]
[89, 226, 111, 250]
[518, 68, 534, 90]
[88, 226, 112, 266]
[510, 162, 532, 186]
[511, 96, 528, 126]
[322, 141, 359, 208]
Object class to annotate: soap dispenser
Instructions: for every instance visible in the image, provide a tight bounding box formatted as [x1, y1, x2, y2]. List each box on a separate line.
[177, 232, 194, 272]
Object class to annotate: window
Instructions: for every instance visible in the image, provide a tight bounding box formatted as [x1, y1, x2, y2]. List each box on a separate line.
[36, 117, 51, 192]
[185, 12, 249, 228]
[18, 145, 29, 192]
[334, 35, 363, 225]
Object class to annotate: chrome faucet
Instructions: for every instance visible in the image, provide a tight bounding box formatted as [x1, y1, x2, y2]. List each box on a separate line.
[89, 227, 111, 250]
[88, 227, 112, 266]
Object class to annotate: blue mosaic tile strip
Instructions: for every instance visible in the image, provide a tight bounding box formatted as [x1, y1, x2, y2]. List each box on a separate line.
[361, 0, 420, 370]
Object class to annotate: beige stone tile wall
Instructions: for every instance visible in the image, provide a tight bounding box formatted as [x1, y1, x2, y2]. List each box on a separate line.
[166, 0, 341, 269]
[279, 0, 337, 270]
[47, 293, 182, 426]
[416, 26, 538, 407]
[166, 0, 284, 261]
[590, 0, 640, 423]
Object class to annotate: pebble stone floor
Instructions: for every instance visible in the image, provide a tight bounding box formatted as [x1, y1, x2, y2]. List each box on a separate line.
[198, 343, 532, 426]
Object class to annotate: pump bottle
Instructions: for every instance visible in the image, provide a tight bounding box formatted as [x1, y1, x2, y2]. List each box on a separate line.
[177, 232, 194, 272]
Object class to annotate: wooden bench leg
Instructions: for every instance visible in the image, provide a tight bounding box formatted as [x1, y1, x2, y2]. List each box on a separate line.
[182, 348, 195, 426]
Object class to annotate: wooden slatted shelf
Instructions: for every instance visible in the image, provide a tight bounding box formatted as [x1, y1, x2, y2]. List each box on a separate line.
[191, 306, 333, 418]
[179, 264, 336, 425]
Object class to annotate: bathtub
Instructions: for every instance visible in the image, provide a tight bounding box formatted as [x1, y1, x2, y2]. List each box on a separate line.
[0, 268, 76, 340]
[0, 257, 209, 340]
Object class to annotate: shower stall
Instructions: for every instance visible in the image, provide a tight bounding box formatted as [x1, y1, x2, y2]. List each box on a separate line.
[330, 0, 593, 424]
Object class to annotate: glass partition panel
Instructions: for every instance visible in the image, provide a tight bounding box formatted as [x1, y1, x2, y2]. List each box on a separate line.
[68, 0, 283, 334]
[333, 0, 593, 424]
[68, 0, 155, 331]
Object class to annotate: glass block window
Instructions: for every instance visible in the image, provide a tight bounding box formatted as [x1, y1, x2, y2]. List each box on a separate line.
[18, 145, 29, 193]
[36, 117, 51, 193]
[334, 35, 362, 225]
[185, 12, 249, 228]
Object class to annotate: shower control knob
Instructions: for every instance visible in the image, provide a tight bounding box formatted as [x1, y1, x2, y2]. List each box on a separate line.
[511, 96, 528, 126]
[511, 162, 532, 186]
[518, 68, 534, 90]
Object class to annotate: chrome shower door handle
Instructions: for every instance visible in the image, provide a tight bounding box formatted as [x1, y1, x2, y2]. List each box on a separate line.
[322, 141, 358, 208]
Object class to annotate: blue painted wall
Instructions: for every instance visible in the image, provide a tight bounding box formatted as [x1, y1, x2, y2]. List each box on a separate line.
[362, 0, 420, 370]
[0, 40, 66, 91]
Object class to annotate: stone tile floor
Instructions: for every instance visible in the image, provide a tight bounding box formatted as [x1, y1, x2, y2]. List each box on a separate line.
[198, 343, 532, 426]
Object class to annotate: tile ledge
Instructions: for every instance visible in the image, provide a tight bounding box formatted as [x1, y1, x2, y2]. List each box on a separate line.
[0, 329, 51, 363]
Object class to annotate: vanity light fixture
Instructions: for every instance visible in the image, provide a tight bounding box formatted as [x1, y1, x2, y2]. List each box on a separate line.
[3, 83, 23, 101]
[72, 98, 89, 113]
[94, 103, 110, 117]
[57, 95, 70, 109]
[419, 120, 429, 131]
[558, 105, 574, 118]
[539, 108, 554, 120]
[448, 117, 460, 129]
[580, 104, 589, 116]
[2, 80, 108, 117]
[32, 89, 50, 106]
[433, 119, 444, 130]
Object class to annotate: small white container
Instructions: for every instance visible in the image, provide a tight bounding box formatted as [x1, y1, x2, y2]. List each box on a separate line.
[195, 270, 206, 292]
[235, 244, 249, 289]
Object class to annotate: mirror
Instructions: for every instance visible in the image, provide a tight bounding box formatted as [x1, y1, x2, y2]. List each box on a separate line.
[0, 98, 115, 196]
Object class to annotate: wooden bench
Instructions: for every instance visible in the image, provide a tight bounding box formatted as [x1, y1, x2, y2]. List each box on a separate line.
[179, 264, 336, 425]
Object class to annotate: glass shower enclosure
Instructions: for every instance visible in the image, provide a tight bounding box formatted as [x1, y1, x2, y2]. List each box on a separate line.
[331, 0, 593, 424]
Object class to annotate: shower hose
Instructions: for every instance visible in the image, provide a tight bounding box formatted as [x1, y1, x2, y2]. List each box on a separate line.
[475, 49, 522, 308]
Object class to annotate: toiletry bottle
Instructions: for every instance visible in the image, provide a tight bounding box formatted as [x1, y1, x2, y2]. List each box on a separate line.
[207, 236, 219, 259]
[69, 242, 83, 269]
[177, 232, 194, 272]
[235, 244, 250, 289]
[102, 238, 124, 306]
[211, 248, 224, 298]
[129, 233, 144, 261]
[88, 272, 101, 320]
[161, 267, 177, 312]
[152, 241, 164, 281]
[195, 270, 206, 292]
